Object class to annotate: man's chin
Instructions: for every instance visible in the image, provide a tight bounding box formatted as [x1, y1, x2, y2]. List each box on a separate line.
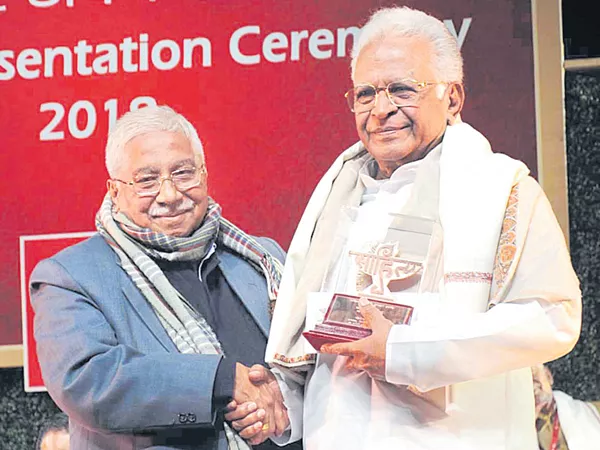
[369, 144, 416, 164]
[151, 214, 196, 237]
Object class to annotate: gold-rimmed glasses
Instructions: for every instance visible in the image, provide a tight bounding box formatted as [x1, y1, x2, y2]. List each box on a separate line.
[345, 78, 440, 113]
[113, 165, 206, 198]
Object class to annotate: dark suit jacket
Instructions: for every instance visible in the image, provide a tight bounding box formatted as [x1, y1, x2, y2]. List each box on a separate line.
[30, 234, 285, 450]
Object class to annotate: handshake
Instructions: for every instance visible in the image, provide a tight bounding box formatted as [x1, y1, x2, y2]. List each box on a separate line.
[225, 362, 290, 446]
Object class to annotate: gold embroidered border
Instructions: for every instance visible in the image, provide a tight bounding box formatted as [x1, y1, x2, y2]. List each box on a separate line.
[444, 272, 493, 283]
[493, 184, 519, 290]
[273, 352, 316, 365]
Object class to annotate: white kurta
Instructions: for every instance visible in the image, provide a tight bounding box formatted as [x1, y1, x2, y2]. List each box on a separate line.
[266, 123, 581, 450]
[301, 157, 580, 450]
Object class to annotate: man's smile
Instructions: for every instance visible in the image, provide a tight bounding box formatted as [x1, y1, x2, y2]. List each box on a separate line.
[370, 125, 409, 134]
[152, 209, 192, 219]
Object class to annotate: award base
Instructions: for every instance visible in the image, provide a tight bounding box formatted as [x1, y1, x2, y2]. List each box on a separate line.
[303, 293, 413, 351]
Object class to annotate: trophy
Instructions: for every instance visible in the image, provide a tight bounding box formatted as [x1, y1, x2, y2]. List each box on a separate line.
[303, 211, 442, 351]
[302, 294, 414, 351]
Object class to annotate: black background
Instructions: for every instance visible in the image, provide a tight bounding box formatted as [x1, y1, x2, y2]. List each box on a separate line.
[563, 0, 600, 58]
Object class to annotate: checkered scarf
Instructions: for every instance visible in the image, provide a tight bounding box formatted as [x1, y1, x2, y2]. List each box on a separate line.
[95, 194, 283, 449]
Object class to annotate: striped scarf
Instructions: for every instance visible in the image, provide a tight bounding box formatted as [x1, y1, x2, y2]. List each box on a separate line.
[95, 193, 283, 449]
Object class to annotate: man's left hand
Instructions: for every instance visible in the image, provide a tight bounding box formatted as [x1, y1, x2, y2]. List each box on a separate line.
[320, 298, 393, 381]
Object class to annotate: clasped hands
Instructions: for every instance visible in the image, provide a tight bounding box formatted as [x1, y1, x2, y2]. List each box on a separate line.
[225, 299, 393, 444]
[225, 363, 289, 445]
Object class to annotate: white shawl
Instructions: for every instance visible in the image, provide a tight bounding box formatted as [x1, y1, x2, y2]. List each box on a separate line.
[266, 122, 529, 367]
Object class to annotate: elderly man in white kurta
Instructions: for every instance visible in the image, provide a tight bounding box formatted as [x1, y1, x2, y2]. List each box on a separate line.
[241, 6, 582, 450]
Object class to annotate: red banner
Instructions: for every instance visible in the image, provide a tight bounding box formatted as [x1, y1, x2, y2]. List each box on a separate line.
[1, 1, 536, 385]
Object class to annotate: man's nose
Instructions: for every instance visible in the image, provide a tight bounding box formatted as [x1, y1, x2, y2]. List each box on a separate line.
[371, 89, 397, 118]
[154, 178, 182, 203]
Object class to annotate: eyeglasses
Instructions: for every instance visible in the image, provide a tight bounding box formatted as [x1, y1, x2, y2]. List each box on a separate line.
[113, 165, 206, 197]
[344, 78, 440, 113]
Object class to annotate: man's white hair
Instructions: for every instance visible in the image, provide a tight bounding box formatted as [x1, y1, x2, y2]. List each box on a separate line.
[105, 105, 205, 178]
[351, 6, 464, 84]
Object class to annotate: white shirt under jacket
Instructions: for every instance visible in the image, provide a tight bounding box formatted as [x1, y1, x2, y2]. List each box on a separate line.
[281, 156, 582, 450]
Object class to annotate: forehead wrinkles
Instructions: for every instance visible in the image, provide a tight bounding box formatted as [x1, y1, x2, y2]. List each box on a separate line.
[354, 36, 435, 85]
[119, 132, 194, 177]
[131, 132, 188, 153]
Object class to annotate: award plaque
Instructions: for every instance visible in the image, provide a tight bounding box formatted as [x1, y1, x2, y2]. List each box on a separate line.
[302, 294, 413, 351]
[303, 211, 442, 351]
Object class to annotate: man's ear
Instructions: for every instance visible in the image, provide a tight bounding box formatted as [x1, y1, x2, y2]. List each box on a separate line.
[106, 179, 120, 211]
[446, 83, 465, 125]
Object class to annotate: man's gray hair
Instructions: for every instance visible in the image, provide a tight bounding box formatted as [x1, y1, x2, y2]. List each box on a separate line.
[105, 105, 205, 177]
[351, 6, 464, 83]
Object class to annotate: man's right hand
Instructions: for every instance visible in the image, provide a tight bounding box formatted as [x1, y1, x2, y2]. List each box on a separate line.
[226, 363, 289, 445]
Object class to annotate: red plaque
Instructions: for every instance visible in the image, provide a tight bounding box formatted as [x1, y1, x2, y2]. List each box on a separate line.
[303, 293, 413, 351]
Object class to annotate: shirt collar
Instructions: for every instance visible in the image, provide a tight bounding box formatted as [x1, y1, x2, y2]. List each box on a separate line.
[359, 155, 421, 193]
[358, 143, 442, 192]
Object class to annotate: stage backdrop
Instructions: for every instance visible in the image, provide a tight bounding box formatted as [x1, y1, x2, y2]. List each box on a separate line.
[0, 0, 538, 386]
